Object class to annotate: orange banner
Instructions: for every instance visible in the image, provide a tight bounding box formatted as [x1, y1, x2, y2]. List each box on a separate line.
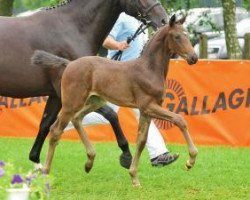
[0, 60, 250, 146]
[156, 60, 250, 147]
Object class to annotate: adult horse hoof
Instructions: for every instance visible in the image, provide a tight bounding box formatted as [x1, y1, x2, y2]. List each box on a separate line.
[29, 153, 40, 164]
[119, 152, 132, 169]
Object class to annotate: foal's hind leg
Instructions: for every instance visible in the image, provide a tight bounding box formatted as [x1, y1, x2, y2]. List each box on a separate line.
[95, 105, 132, 169]
[71, 96, 106, 173]
[129, 114, 151, 187]
[145, 104, 198, 169]
[44, 110, 72, 173]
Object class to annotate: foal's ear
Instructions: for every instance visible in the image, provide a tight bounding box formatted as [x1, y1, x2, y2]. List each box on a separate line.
[169, 14, 176, 27]
[176, 15, 187, 25]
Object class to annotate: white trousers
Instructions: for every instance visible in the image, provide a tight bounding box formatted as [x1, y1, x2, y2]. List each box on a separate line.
[67, 104, 168, 160]
[108, 104, 168, 159]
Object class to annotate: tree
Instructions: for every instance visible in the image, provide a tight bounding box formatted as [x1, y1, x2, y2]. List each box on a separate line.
[243, 0, 250, 11]
[222, 0, 241, 59]
[0, 0, 14, 16]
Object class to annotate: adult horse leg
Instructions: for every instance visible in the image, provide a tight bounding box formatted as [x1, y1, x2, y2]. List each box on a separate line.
[129, 114, 151, 187]
[95, 105, 132, 169]
[145, 104, 198, 169]
[29, 96, 61, 164]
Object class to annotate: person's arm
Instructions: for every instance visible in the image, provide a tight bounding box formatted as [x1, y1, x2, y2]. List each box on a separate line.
[103, 36, 129, 51]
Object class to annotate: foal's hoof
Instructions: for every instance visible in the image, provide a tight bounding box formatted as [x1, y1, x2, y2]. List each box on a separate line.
[119, 152, 132, 169]
[41, 167, 49, 174]
[85, 164, 93, 173]
[132, 179, 142, 188]
[185, 160, 195, 170]
[133, 183, 142, 188]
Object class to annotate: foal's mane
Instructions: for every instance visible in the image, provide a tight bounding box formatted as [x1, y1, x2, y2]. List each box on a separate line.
[141, 26, 166, 56]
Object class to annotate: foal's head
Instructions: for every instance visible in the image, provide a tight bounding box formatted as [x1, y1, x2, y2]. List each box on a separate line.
[166, 15, 198, 65]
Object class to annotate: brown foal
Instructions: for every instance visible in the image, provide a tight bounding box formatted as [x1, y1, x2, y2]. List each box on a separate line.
[32, 15, 198, 186]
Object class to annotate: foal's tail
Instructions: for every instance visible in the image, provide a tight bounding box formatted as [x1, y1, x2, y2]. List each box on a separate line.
[31, 50, 70, 68]
[31, 50, 70, 97]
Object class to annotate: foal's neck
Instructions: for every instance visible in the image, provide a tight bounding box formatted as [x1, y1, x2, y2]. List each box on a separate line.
[141, 28, 171, 79]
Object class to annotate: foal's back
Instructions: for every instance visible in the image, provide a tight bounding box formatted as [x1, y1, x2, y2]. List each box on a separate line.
[61, 56, 142, 107]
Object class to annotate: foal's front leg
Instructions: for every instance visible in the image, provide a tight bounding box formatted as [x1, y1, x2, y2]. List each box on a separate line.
[71, 116, 96, 173]
[129, 114, 151, 187]
[146, 104, 198, 169]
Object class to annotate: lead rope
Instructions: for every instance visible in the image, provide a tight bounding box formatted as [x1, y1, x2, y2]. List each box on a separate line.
[111, 21, 151, 61]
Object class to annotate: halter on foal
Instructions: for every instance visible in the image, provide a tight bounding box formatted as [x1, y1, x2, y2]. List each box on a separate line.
[32, 15, 198, 186]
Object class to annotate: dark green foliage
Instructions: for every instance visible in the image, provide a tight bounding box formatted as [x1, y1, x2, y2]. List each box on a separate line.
[13, 0, 64, 13]
[243, 0, 250, 10]
[0, 0, 14, 16]
[161, 0, 245, 11]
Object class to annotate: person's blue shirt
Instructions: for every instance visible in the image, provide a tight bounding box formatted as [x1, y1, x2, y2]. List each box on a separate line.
[107, 12, 147, 61]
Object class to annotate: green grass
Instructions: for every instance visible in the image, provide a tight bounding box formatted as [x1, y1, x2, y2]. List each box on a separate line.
[0, 137, 250, 200]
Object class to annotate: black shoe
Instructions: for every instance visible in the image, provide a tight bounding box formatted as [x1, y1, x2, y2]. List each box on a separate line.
[151, 152, 179, 167]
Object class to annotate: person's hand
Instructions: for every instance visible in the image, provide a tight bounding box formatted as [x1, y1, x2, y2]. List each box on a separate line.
[117, 41, 129, 51]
